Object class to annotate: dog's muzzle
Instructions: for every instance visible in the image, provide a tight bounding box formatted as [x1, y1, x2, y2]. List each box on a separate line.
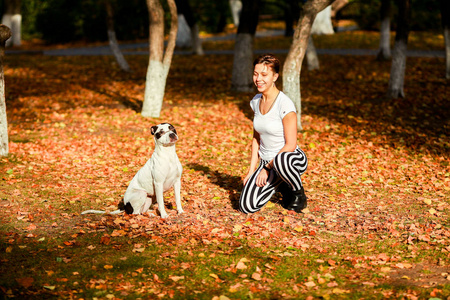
[169, 133, 178, 143]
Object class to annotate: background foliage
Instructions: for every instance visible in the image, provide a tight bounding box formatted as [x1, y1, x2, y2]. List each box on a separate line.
[352, 0, 443, 31]
[0, 0, 444, 44]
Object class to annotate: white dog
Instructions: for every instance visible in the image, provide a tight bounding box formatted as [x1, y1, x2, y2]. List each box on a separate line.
[82, 123, 183, 218]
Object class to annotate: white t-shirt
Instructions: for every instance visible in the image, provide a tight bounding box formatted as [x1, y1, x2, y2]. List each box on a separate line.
[250, 91, 296, 161]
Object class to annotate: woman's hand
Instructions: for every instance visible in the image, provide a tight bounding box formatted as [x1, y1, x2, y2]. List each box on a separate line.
[255, 169, 269, 187]
[243, 173, 252, 186]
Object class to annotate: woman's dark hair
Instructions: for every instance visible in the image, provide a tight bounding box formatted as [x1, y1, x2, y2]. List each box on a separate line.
[253, 54, 280, 74]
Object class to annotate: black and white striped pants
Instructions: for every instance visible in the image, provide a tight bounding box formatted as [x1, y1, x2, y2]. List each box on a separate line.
[239, 147, 308, 214]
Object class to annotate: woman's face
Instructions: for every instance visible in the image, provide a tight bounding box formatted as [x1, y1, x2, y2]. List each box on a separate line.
[253, 63, 279, 94]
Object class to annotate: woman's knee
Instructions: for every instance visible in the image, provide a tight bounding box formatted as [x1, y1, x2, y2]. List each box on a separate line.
[239, 200, 260, 214]
[273, 152, 288, 170]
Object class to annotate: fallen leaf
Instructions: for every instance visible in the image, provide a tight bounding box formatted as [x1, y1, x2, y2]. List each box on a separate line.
[236, 261, 247, 270]
[333, 288, 350, 294]
[328, 259, 336, 266]
[423, 199, 432, 205]
[294, 226, 303, 232]
[251, 272, 262, 281]
[169, 275, 185, 282]
[16, 277, 34, 288]
[229, 285, 241, 293]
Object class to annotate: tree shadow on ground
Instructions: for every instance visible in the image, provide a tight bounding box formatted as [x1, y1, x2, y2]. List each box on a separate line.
[305, 56, 449, 159]
[90, 86, 143, 112]
[186, 163, 243, 211]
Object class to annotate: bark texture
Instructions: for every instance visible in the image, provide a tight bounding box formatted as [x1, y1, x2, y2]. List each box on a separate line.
[105, 0, 131, 72]
[0, 25, 12, 157]
[282, 0, 335, 131]
[387, 0, 410, 99]
[377, 0, 392, 61]
[230, 0, 260, 92]
[142, 0, 177, 118]
[231, 33, 254, 92]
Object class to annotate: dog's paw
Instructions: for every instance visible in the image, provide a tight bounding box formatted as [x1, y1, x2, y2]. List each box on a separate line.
[177, 209, 184, 215]
[160, 213, 169, 219]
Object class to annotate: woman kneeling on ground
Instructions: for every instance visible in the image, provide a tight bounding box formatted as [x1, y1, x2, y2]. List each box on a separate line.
[239, 53, 308, 214]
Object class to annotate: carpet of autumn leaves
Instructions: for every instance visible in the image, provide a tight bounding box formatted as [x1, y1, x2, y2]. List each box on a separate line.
[0, 35, 450, 299]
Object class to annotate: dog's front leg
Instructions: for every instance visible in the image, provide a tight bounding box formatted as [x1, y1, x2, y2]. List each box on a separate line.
[173, 179, 184, 215]
[154, 183, 168, 218]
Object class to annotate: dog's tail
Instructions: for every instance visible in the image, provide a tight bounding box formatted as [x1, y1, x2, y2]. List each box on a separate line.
[81, 209, 123, 215]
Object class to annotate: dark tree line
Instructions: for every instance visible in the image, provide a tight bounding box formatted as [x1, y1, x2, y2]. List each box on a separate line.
[1, 0, 444, 44]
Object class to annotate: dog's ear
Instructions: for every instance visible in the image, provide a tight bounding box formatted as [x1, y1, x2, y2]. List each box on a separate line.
[151, 126, 158, 135]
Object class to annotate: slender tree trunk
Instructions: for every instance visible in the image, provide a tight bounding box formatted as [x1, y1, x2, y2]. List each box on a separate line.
[190, 24, 204, 55]
[0, 26, 12, 157]
[306, 35, 319, 70]
[310, 5, 334, 35]
[176, 14, 192, 48]
[377, 0, 392, 60]
[231, 0, 260, 92]
[284, 0, 300, 36]
[229, 0, 242, 27]
[387, 0, 410, 99]
[105, 0, 131, 72]
[175, 0, 204, 55]
[283, 0, 335, 131]
[441, 0, 450, 79]
[1, 0, 21, 47]
[142, 0, 178, 118]
[331, 0, 348, 18]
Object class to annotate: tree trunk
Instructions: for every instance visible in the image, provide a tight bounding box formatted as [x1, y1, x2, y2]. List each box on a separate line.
[441, 0, 450, 79]
[387, 0, 410, 99]
[331, 0, 348, 18]
[306, 35, 319, 70]
[310, 5, 334, 35]
[1, 0, 21, 47]
[283, 0, 334, 131]
[229, 0, 242, 27]
[176, 14, 192, 48]
[284, 0, 300, 36]
[142, 0, 178, 118]
[376, 0, 391, 61]
[175, 0, 204, 55]
[190, 24, 204, 55]
[308, 4, 334, 71]
[231, 0, 260, 92]
[0, 25, 11, 157]
[105, 0, 131, 72]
